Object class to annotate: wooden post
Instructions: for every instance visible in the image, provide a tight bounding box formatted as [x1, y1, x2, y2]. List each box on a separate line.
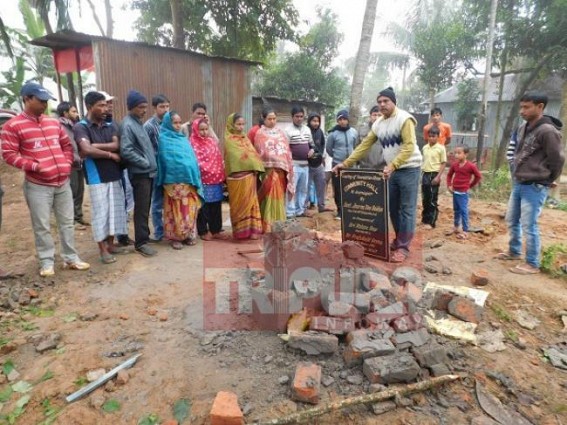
[75, 48, 84, 116]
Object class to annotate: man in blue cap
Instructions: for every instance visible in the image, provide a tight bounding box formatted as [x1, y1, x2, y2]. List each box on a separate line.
[1, 82, 90, 276]
[120, 90, 158, 257]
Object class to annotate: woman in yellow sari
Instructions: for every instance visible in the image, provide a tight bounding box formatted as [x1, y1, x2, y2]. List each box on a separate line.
[253, 107, 294, 232]
[224, 113, 265, 240]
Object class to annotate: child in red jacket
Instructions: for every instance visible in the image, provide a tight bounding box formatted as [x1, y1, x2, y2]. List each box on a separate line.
[447, 145, 482, 239]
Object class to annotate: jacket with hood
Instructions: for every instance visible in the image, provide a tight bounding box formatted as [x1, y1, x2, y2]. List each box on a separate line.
[514, 115, 564, 185]
[307, 112, 326, 158]
[326, 123, 358, 164]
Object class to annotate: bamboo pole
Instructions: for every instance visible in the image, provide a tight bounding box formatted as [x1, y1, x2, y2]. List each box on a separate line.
[258, 374, 461, 425]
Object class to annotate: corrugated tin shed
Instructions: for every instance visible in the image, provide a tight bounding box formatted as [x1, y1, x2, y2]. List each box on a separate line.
[31, 31, 259, 138]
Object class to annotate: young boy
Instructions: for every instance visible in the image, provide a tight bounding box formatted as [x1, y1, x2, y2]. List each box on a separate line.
[446, 145, 481, 239]
[421, 126, 447, 229]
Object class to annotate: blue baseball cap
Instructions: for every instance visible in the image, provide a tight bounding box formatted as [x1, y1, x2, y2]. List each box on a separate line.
[20, 82, 56, 101]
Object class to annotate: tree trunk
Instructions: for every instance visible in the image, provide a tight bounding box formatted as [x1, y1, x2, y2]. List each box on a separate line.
[476, 0, 498, 167]
[561, 79, 567, 175]
[170, 0, 184, 49]
[105, 0, 113, 38]
[429, 87, 436, 113]
[66, 72, 76, 105]
[348, 0, 378, 128]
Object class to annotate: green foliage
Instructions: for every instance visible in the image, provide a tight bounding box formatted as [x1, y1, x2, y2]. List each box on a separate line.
[40, 397, 61, 422]
[0, 385, 13, 403]
[256, 8, 349, 116]
[473, 168, 512, 202]
[23, 306, 55, 317]
[73, 376, 88, 387]
[541, 244, 567, 278]
[37, 370, 54, 383]
[455, 78, 480, 131]
[0, 394, 30, 424]
[490, 303, 512, 321]
[132, 0, 298, 61]
[2, 360, 15, 377]
[504, 329, 518, 342]
[173, 399, 191, 423]
[138, 413, 160, 425]
[102, 399, 121, 413]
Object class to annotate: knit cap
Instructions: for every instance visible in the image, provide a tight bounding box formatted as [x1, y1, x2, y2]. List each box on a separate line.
[127, 90, 148, 110]
[378, 86, 397, 104]
[336, 109, 349, 120]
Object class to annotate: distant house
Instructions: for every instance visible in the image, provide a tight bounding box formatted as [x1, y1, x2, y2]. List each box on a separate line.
[252, 96, 329, 131]
[424, 74, 563, 149]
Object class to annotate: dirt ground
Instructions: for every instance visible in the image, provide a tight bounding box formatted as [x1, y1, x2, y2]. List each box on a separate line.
[1, 162, 567, 425]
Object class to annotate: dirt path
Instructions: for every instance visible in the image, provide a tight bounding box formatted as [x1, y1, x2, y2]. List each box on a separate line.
[1, 165, 567, 424]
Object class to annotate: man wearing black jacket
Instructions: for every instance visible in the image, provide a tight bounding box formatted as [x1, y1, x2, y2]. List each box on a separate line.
[307, 112, 333, 213]
[498, 91, 565, 274]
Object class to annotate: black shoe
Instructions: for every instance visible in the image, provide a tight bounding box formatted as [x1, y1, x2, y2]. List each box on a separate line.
[148, 237, 163, 244]
[135, 244, 157, 257]
[117, 236, 134, 246]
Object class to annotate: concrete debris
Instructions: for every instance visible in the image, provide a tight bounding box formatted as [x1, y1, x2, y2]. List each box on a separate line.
[363, 354, 421, 384]
[476, 330, 507, 353]
[287, 331, 338, 355]
[513, 310, 540, 330]
[371, 400, 397, 415]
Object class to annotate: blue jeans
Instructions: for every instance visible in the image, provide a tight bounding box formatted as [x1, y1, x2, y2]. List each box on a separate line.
[505, 182, 549, 268]
[286, 164, 309, 217]
[150, 178, 164, 240]
[452, 192, 469, 232]
[389, 167, 420, 252]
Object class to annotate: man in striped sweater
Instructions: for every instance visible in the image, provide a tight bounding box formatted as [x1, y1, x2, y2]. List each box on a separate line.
[333, 87, 422, 263]
[1, 82, 90, 277]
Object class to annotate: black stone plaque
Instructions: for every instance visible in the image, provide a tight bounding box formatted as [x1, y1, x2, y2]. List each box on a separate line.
[339, 169, 389, 260]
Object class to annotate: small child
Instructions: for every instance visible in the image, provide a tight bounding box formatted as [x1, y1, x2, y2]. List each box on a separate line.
[446, 145, 481, 239]
[421, 126, 447, 229]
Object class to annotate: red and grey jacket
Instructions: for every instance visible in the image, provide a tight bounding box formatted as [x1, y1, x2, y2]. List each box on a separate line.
[1, 112, 74, 187]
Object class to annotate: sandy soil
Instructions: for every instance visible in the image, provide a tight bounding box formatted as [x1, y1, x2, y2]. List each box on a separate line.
[1, 163, 567, 425]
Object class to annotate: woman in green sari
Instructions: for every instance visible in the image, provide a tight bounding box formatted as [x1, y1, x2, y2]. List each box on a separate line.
[224, 113, 265, 240]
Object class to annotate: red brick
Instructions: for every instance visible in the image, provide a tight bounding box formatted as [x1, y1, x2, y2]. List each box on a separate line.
[309, 316, 355, 335]
[210, 391, 244, 425]
[328, 301, 361, 323]
[27, 288, 39, 298]
[391, 313, 425, 333]
[341, 241, 365, 259]
[432, 291, 455, 312]
[361, 272, 392, 292]
[448, 296, 483, 323]
[470, 269, 489, 286]
[292, 363, 321, 404]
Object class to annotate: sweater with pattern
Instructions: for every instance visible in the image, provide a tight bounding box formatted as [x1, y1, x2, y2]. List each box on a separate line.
[344, 107, 421, 170]
[1, 112, 73, 187]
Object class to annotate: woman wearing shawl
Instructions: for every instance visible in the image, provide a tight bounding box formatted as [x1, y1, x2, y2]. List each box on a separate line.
[224, 113, 265, 240]
[190, 118, 230, 241]
[253, 107, 294, 232]
[156, 112, 203, 249]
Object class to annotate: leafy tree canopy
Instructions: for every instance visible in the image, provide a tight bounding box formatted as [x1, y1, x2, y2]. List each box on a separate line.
[131, 0, 299, 61]
[255, 8, 349, 124]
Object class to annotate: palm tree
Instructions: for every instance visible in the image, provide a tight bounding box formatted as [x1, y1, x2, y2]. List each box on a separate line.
[0, 15, 14, 59]
[348, 0, 378, 128]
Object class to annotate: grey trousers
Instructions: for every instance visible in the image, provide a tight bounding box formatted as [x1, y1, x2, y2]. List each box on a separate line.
[23, 180, 80, 268]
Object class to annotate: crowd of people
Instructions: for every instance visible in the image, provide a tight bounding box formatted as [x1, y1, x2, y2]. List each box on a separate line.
[0, 82, 563, 278]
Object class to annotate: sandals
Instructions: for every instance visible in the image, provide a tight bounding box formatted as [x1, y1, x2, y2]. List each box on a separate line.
[100, 253, 117, 264]
[390, 250, 408, 263]
[496, 252, 521, 261]
[200, 232, 213, 241]
[456, 232, 468, 240]
[212, 232, 231, 240]
[509, 263, 540, 275]
[182, 238, 197, 246]
[170, 241, 184, 250]
[444, 229, 458, 236]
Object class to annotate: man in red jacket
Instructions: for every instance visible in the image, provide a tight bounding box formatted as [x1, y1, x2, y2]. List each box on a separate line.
[1, 82, 90, 277]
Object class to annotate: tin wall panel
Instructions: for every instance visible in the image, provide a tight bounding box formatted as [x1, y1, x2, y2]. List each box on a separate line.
[94, 39, 252, 142]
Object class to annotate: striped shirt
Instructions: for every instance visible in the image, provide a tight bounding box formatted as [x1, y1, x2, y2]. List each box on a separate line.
[284, 124, 313, 165]
[143, 115, 161, 154]
[1, 112, 73, 187]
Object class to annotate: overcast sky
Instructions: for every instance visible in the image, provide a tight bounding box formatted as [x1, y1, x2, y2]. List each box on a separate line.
[1, 0, 411, 67]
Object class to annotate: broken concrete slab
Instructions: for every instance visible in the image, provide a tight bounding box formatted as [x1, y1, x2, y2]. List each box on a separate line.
[343, 337, 396, 367]
[513, 310, 540, 330]
[309, 316, 355, 335]
[391, 313, 425, 333]
[429, 363, 451, 377]
[363, 354, 420, 384]
[425, 315, 478, 343]
[360, 271, 392, 292]
[476, 330, 507, 353]
[371, 400, 397, 415]
[287, 331, 339, 355]
[392, 328, 430, 348]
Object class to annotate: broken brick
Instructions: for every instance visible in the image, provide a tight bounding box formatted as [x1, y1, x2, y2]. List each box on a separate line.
[392, 328, 430, 348]
[363, 354, 420, 384]
[309, 316, 355, 335]
[343, 337, 396, 367]
[448, 296, 483, 324]
[431, 291, 455, 312]
[412, 343, 449, 368]
[210, 391, 244, 425]
[391, 313, 425, 333]
[471, 269, 489, 286]
[360, 271, 392, 292]
[328, 301, 361, 323]
[341, 241, 365, 260]
[288, 331, 339, 355]
[429, 363, 451, 377]
[373, 302, 407, 322]
[292, 362, 321, 404]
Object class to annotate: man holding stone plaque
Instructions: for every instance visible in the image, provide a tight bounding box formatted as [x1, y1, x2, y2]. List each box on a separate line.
[333, 87, 422, 263]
